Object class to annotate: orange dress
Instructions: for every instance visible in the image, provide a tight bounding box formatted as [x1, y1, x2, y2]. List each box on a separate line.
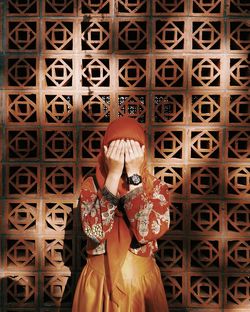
[72, 177, 170, 312]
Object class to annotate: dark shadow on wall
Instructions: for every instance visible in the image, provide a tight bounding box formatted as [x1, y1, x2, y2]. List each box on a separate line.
[0, 275, 33, 308]
[60, 198, 87, 312]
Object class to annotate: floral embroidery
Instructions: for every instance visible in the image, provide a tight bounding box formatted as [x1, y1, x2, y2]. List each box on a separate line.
[157, 209, 170, 224]
[125, 180, 170, 244]
[92, 242, 105, 255]
[134, 201, 153, 239]
[81, 196, 100, 218]
[152, 185, 167, 205]
[151, 220, 161, 234]
[84, 222, 104, 242]
[100, 198, 116, 226]
[79, 177, 170, 256]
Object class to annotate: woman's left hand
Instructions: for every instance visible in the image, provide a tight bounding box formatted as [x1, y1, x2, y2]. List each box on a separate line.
[125, 140, 145, 176]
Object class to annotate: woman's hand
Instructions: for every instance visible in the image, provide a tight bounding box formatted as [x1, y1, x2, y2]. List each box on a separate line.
[125, 140, 145, 176]
[104, 139, 125, 178]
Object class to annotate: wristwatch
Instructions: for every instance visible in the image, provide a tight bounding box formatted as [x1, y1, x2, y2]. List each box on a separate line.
[127, 174, 142, 185]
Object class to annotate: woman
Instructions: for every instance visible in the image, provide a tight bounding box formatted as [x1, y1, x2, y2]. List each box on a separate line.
[72, 116, 170, 312]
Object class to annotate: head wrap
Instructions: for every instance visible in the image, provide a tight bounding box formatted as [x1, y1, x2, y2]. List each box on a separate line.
[96, 116, 145, 195]
[102, 116, 145, 147]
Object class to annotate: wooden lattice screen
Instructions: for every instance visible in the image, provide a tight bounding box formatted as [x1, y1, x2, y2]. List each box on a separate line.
[0, 0, 249, 311]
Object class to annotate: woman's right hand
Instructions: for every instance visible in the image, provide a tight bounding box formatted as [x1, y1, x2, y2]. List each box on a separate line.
[104, 140, 125, 178]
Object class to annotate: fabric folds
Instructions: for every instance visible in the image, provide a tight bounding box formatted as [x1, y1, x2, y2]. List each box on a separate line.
[72, 251, 168, 312]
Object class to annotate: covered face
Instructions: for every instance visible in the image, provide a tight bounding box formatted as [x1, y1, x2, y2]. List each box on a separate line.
[95, 116, 146, 193]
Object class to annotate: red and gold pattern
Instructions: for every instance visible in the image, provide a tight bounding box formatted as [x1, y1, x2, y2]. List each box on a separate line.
[79, 178, 170, 256]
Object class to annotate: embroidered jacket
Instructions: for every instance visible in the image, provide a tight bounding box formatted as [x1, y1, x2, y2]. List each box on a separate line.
[79, 177, 170, 257]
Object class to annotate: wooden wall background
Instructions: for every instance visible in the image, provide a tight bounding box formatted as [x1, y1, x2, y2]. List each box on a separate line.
[0, 0, 249, 311]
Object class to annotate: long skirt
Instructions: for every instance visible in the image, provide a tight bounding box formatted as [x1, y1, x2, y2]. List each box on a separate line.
[72, 251, 168, 312]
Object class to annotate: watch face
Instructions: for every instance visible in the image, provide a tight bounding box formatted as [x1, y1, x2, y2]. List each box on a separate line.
[131, 174, 141, 185]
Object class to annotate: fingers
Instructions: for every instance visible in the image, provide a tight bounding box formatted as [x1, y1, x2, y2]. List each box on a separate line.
[111, 140, 125, 160]
[128, 140, 136, 157]
[110, 140, 120, 159]
[118, 140, 125, 159]
[105, 140, 115, 158]
[133, 140, 143, 156]
[124, 140, 145, 176]
[105, 139, 144, 160]
[106, 140, 119, 158]
[105, 140, 125, 159]
[124, 141, 131, 162]
[104, 140, 125, 177]
[126, 140, 144, 158]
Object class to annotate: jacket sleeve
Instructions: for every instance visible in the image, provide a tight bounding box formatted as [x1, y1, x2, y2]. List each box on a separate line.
[123, 179, 170, 244]
[79, 176, 118, 243]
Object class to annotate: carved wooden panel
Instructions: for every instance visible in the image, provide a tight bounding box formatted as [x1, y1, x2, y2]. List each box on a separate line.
[0, 0, 249, 311]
